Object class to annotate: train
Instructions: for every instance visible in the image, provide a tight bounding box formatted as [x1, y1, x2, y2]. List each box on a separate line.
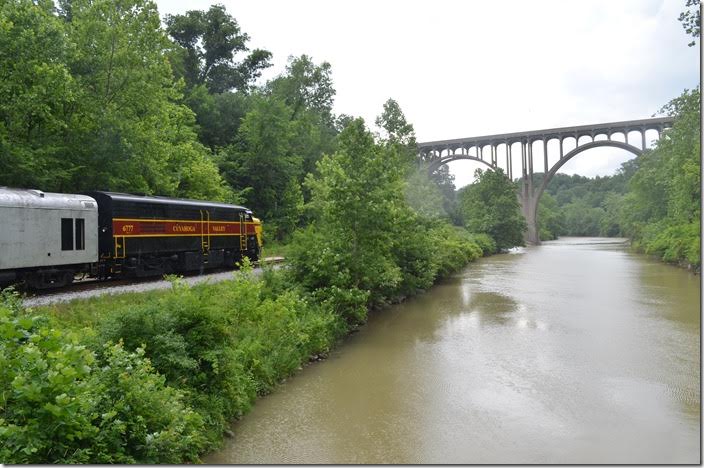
[0, 187, 263, 289]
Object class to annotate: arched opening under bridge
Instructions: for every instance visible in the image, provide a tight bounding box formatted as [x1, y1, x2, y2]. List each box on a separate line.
[523, 140, 644, 244]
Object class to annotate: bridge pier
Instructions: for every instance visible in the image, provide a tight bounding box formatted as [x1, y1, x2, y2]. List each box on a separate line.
[519, 179, 540, 245]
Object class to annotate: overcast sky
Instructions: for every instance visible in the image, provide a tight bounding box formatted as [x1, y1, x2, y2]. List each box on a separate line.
[156, 0, 700, 187]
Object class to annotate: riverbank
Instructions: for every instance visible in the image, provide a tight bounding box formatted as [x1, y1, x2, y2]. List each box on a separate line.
[630, 241, 701, 274]
[1, 230, 494, 463]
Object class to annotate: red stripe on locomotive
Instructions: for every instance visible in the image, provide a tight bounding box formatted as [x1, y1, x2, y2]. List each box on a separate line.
[112, 219, 255, 236]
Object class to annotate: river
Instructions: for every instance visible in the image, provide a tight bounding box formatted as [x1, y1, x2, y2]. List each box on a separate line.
[205, 237, 700, 464]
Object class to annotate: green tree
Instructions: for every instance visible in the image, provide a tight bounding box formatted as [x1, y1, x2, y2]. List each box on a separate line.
[219, 95, 302, 237]
[404, 167, 447, 219]
[679, 0, 701, 46]
[62, 0, 229, 199]
[621, 88, 700, 266]
[0, 0, 228, 199]
[164, 5, 274, 155]
[268, 55, 335, 121]
[275, 179, 304, 238]
[165, 4, 271, 93]
[599, 192, 625, 237]
[374, 99, 447, 219]
[375, 98, 416, 148]
[0, 0, 77, 189]
[537, 192, 565, 240]
[538, 165, 635, 237]
[288, 119, 405, 322]
[458, 168, 526, 250]
[267, 55, 339, 176]
[183, 84, 252, 150]
[562, 199, 604, 236]
[655, 88, 701, 225]
[431, 165, 461, 224]
[375, 99, 459, 221]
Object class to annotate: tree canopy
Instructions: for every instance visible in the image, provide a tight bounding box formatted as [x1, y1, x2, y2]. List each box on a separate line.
[679, 0, 701, 46]
[0, 0, 228, 200]
[621, 87, 700, 265]
[458, 169, 526, 250]
[165, 4, 271, 93]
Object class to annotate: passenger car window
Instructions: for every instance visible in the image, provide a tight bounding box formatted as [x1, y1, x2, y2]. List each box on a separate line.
[61, 218, 73, 251]
[75, 218, 85, 250]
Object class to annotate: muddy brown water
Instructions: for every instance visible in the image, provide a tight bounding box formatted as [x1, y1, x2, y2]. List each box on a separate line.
[205, 237, 700, 464]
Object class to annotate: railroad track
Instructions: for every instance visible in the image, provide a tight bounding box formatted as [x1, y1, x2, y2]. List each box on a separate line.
[21, 256, 285, 308]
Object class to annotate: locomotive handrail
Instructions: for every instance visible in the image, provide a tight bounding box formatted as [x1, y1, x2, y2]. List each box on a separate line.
[206, 209, 211, 252]
[199, 209, 211, 253]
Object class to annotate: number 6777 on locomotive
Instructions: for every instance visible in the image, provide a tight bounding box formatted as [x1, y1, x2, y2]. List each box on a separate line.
[0, 188, 263, 289]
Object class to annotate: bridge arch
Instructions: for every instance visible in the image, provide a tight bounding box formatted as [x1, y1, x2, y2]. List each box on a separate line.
[427, 154, 495, 174]
[526, 140, 644, 236]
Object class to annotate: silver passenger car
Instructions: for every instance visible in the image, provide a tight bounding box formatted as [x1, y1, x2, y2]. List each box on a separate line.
[0, 188, 98, 287]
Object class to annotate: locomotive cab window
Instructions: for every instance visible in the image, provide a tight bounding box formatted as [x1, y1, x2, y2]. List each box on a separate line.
[75, 218, 85, 250]
[61, 218, 73, 251]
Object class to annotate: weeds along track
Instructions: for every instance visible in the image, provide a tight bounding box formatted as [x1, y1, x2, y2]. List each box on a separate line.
[22, 257, 285, 307]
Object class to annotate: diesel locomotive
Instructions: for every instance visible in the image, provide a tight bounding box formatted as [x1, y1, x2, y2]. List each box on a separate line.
[0, 187, 263, 289]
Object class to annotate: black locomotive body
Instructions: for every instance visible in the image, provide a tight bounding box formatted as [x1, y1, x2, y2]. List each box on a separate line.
[88, 191, 261, 278]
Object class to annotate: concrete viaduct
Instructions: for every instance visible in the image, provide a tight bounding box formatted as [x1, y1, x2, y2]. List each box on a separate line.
[417, 117, 675, 244]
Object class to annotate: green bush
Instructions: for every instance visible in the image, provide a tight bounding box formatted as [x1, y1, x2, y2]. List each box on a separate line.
[312, 285, 370, 327]
[84, 343, 207, 463]
[392, 217, 441, 297]
[0, 299, 206, 464]
[620, 89, 700, 269]
[432, 226, 483, 278]
[458, 168, 526, 250]
[465, 232, 497, 255]
[24, 265, 347, 462]
[286, 120, 491, 327]
[287, 224, 402, 322]
[91, 267, 344, 445]
[641, 221, 700, 267]
[97, 284, 254, 445]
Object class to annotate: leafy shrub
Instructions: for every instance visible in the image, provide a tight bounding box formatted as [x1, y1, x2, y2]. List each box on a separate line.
[289, 204, 486, 323]
[94, 266, 344, 445]
[0, 301, 205, 464]
[85, 343, 207, 463]
[391, 217, 439, 297]
[458, 168, 526, 250]
[620, 89, 700, 269]
[641, 221, 700, 267]
[98, 273, 257, 444]
[465, 232, 497, 255]
[312, 285, 370, 327]
[432, 226, 483, 278]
